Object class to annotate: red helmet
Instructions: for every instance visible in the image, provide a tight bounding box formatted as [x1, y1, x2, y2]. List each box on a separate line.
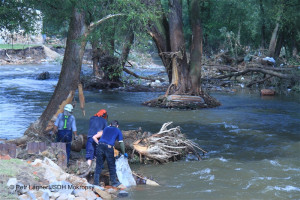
[95, 109, 108, 119]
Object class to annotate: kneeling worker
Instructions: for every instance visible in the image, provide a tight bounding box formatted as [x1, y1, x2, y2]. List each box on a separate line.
[93, 120, 127, 187]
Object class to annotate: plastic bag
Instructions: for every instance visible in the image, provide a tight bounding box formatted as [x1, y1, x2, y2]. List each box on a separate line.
[116, 155, 136, 187]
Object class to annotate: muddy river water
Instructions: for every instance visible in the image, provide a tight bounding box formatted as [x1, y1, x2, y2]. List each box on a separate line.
[0, 64, 299, 199]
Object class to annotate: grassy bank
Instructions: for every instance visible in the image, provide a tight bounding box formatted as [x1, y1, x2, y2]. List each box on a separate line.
[0, 159, 27, 200]
[0, 44, 39, 50]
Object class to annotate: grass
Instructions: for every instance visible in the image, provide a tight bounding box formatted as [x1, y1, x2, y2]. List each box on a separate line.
[0, 159, 27, 200]
[0, 44, 39, 50]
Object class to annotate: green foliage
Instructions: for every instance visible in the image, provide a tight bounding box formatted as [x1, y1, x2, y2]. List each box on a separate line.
[0, 0, 40, 34]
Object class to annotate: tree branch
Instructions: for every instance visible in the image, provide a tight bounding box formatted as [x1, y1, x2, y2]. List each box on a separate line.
[84, 13, 125, 38]
[213, 68, 299, 81]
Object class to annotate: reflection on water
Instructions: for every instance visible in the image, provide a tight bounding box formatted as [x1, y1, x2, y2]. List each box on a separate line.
[0, 64, 300, 199]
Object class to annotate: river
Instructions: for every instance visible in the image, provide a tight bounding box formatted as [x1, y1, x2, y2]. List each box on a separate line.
[0, 64, 300, 200]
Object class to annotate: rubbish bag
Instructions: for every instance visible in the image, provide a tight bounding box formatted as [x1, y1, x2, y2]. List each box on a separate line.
[116, 155, 136, 187]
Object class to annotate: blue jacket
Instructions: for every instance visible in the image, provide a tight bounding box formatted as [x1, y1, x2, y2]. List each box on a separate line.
[87, 116, 107, 138]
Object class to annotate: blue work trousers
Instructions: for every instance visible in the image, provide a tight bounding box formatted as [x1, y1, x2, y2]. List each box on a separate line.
[57, 130, 72, 164]
[94, 143, 118, 186]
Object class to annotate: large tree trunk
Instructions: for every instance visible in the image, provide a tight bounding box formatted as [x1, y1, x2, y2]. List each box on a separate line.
[167, 0, 190, 95]
[189, 0, 202, 95]
[25, 7, 88, 137]
[274, 31, 284, 59]
[143, 0, 220, 109]
[147, 0, 172, 82]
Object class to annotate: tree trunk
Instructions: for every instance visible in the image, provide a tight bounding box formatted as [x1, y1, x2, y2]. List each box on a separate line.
[274, 31, 284, 59]
[147, 0, 172, 83]
[189, 0, 202, 95]
[259, 0, 266, 49]
[268, 22, 280, 58]
[168, 0, 190, 94]
[25, 7, 88, 136]
[120, 30, 134, 67]
[92, 40, 100, 77]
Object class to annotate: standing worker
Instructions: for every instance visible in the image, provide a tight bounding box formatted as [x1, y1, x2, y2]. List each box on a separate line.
[53, 104, 78, 165]
[86, 109, 108, 166]
[93, 120, 127, 187]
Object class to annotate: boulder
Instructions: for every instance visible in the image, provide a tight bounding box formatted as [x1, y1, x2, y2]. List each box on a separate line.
[118, 190, 129, 198]
[37, 71, 50, 80]
[94, 187, 112, 200]
[71, 135, 84, 152]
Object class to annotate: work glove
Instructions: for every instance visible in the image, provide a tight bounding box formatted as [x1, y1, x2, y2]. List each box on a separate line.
[124, 153, 128, 158]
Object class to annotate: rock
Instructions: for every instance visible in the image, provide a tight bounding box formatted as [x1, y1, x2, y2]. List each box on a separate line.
[261, 89, 275, 96]
[0, 154, 12, 160]
[94, 187, 112, 200]
[7, 177, 18, 192]
[26, 191, 36, 199]
[150, 80, 162, 87]
[71, 135, 83, 152]
[118, 190, 129, 198]
[37, 71, 50, 80]
[76, 190, 97, 200]
[74, 197, 85, 200]
[66, 174, 88, 187]
[42, 191, 50, 200]
[49, 181, 73, 195]
[16, 182, 29, 194]
[67, 194, 75, 200]
[57, 193, 69, 200]
[185, 153, 199, 161]
[72, 189, 85, 197]
[18, 194, 30, 200]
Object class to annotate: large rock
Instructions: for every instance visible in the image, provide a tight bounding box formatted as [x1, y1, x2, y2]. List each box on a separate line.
[94, 187, 112, 200]
[37, 71, 50, 80]
[71, 135, 84, 152]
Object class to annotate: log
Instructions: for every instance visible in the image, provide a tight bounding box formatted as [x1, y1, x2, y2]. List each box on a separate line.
[261, 89, 275, 96]
[167, 95, 205, 103]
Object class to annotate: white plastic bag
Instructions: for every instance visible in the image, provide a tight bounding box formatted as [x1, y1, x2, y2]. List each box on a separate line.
[116, 155, 136, 187]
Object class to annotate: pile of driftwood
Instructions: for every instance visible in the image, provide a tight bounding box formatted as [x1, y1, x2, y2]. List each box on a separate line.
[202, 52, 300, 89]
[121, 122, 206, 164]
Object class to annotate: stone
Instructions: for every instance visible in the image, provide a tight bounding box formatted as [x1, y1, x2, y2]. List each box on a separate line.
[18, 194, 30, 200]
[76, 190, 97, 200]
[37, 71, 50, 80]
[57, 193, 69, 200]
[0, 154, 11, 160]
[118, 190, 129, 198]
[67, 194, 75, 200]
[27, 191, 37, 199]
[74, 197, 85, 200]
[42, 191, 50, 200]
[16, 182, 29, 194]
[66, 175, 88, 187]
[71, 135, 83, 152]
[94, 187, 112, 200]
[49, 181, 73, 195]
[7, 177, 18, 192]
[72, 189, 85, 197]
